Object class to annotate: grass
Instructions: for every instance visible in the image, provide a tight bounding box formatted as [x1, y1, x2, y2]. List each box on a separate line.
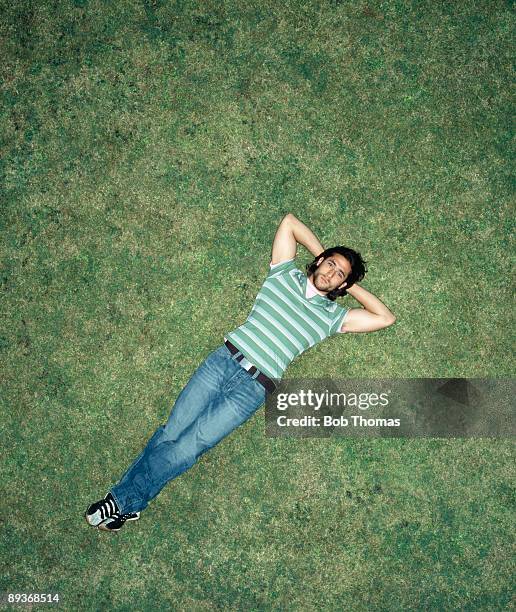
[1, 0, 514, 610]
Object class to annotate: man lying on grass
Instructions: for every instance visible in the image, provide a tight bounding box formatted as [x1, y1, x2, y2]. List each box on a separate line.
[85, 213, 396, 531]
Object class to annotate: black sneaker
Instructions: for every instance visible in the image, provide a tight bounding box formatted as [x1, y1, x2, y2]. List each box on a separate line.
[98, 512, 141, 532]
[84, 492, 120, 527]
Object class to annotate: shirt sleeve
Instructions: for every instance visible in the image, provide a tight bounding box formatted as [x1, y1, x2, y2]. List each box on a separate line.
[269, 258, 295, 269]
[329, 306, 351, 336]
[267, 258, 297, 278]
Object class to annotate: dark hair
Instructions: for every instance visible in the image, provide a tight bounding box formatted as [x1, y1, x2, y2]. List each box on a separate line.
[305, 246, 367, 301]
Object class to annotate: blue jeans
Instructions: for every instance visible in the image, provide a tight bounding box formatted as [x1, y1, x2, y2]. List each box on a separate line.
[110, 343, 267, 514]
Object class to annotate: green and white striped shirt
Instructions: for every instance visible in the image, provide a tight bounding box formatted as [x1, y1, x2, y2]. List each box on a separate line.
[224, 258, 350, 381]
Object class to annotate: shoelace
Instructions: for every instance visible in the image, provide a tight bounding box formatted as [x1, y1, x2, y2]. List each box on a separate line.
[114, 512, 137, 521]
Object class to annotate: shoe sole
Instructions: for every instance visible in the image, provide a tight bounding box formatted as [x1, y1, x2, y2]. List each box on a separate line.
[97, 514, 141, 532]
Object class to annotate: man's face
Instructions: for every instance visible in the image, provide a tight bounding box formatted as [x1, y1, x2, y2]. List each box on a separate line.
[309, 254, 351, 294]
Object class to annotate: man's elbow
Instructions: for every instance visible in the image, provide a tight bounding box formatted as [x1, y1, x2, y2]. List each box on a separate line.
[384, 315, 396, 327]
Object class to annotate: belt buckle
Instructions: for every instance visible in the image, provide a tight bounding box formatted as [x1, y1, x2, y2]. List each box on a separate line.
[240, 356, 253, 371]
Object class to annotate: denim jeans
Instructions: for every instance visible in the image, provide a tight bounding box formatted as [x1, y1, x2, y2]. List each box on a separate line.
[110, 343, 267, 514]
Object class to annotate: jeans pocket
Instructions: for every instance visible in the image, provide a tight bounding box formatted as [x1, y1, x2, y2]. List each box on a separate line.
[222, 366, 247, 395]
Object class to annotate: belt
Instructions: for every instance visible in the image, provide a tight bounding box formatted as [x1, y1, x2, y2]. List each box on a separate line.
[224, 339, 276, 394]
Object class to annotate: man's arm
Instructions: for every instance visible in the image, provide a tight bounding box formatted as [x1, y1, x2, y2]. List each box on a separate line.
[271, 214, 324, 264]
[340, 284, 396, 333]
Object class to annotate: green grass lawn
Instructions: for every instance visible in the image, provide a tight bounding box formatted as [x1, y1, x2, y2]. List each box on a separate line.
[1, 0, 514, 609]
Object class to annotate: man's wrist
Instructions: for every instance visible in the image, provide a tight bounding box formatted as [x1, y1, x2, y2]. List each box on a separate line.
[346, 284, 395, 319]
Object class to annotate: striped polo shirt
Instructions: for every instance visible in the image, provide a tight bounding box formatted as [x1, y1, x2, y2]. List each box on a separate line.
[224, 258, 350, 381]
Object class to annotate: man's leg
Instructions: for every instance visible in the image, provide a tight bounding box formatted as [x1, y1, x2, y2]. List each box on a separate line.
[109, 344, 266, 514]
[104, 345, 225, 507]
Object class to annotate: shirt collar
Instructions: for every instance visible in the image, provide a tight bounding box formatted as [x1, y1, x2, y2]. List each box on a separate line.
[290, 269, 338, 313]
